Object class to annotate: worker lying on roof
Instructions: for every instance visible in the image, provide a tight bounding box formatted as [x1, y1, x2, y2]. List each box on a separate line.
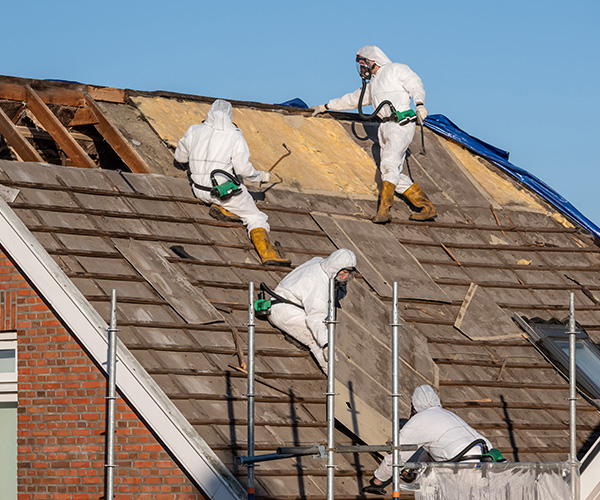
[363, 384, 502, 496]
[311, 45, 437, 224]
[175, 99, 290, 267]
[261, 249, 356, 372]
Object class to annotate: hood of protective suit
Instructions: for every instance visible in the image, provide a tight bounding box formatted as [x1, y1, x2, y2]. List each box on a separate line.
[204, 99, 237, 131]
[356, 45, 392, 67]
[319, 248, 356, 279]
[412, 385, 442, 413]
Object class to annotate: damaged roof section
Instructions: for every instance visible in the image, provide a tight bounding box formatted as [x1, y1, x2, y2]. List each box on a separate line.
[1, 76, 600, 499]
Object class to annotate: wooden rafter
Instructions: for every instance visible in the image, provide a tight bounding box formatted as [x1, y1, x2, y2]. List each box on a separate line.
[0, 105, 44, 162]
[25, 85, 97, 169]
[1, 78, 147, 172]
[84, 93, 151, 173]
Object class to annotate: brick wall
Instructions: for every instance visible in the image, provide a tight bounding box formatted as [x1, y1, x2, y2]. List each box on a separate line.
[0, 249, 206, 500]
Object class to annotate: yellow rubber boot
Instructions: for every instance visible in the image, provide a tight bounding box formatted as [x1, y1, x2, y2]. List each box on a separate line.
[249, 228, 291, 267]
[403, 183, 437, 221]
[372, 181, 396, 224]
[209, 204, 242, 223]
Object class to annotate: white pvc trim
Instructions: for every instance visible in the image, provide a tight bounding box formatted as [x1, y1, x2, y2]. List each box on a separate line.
[582, 435, 600, 500]
[0, 196, 245, 500]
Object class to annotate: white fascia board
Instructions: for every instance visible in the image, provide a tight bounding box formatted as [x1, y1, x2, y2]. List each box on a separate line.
[582, 435, 600, 500]
[0, 197, 245, 500]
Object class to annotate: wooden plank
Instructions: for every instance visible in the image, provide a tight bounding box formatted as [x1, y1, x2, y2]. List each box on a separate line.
[87, 86, 125, 103]
[454, 283, 524, 341]
[0, 82, 83, 106]
[311, 212, 451, 302]
[25, 85, 97, 169]
[67, 107, 98, 127]
[84, 93, 152, 174]
[113, 238, 224, 325]
[0, 82, 26, 101]
[0, 106, 44, 162]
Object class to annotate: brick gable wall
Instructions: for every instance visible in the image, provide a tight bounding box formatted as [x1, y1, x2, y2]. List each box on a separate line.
[0, 249, 206, 500]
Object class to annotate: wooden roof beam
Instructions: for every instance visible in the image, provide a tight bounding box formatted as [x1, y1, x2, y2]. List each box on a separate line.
[1, 82, 83, 106]
[0, 105, 44, 162]
[25, 85, 97, 169]
[83, 93, 151, 173]
[0, 80, 125, 106]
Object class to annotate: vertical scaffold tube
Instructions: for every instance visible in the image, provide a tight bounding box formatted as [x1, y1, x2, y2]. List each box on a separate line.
[247, 282, 256, 500]
[326, 277, 337, 500]
[568, 292, 579, 500]
[391, 282, 401, 498]
[105, 289, 118, 500]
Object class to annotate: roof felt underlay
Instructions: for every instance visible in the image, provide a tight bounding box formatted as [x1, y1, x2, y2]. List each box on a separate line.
[1, 82, 600, 499]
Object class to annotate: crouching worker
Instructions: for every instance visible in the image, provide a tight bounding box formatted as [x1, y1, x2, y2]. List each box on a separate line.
[363, 384, 502, 496]
[175, 99, 290, 266]
[264, 249, 356, 372]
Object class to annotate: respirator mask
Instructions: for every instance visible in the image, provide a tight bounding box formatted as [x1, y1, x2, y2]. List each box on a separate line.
[356, 56, 375, 81]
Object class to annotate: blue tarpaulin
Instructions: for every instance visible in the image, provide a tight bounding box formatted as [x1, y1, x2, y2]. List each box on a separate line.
[424, 114, 600, 241]
[277, 98, 308, 109]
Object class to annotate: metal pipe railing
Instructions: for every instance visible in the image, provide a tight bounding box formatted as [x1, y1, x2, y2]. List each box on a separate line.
[237, 444, 419, 466]
[105, 289, 118, 500]
[246, 282, 256, 500]
[568, 292, 579, 500]
[325, 277, 337, 500]
[391, 282, 402, 496]
[278, 444, 417, 455]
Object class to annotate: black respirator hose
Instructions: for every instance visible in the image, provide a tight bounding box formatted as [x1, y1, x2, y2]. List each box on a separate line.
[357, 78, 396, 121]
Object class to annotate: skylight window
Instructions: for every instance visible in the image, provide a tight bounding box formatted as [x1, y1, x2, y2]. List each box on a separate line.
[514, 314, 600, 403]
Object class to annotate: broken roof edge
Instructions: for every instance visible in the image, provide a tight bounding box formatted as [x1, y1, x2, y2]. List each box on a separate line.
[0, 195, 245, 500]
[126, 87, 372, 123]
[425, 114, 600, 242]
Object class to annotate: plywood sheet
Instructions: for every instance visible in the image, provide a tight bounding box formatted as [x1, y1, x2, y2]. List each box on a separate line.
[113, 238, 223, 324]
[97, 100, 183, 178]
[311, 212, 450, 302]
[454, 283, 523, 341]
[335, 280, 435, 444]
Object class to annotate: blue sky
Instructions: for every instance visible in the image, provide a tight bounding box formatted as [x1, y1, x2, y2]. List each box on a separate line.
[4, 1, 600, 225]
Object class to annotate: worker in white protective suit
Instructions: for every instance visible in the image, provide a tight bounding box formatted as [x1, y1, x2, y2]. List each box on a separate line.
[311, 46, 436, 224]
[175, 99, 290, 266]
[362, 384, 494, 495]
[268, 248, 357, 372]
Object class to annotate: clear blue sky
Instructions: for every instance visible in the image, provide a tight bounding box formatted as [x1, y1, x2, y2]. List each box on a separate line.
[4, 1, 600, 226]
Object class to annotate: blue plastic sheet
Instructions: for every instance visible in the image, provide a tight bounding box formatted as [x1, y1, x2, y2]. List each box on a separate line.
[424, 114, 600, 240]
[277, 98, 308, 109]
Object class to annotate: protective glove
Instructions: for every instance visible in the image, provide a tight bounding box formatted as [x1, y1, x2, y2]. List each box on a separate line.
[261, 171, 271, 183]
[416, 103, 428, 124]
[310, 104, 328, 117]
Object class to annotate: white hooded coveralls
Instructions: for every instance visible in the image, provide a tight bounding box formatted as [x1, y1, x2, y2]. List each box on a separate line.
[374, 385, 492, 482]
[268, 249, 357, 370]
[326, 46, 426, 194]
[174, 99, 270, 236]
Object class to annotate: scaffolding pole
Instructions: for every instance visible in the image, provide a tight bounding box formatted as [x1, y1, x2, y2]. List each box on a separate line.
[568, 292, 579, 500]
[391, 282, 403, 497]
[105, 289, 118, 500]
[246, 282, 256, 500]
[325, 277, 337, 500]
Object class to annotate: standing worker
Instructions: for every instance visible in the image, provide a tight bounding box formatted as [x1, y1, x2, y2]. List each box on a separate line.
[363, 385, 497, 495]
[311, 46, 437, 224]
[175, 99, 290, 266]
[267, 248, 356, 372]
